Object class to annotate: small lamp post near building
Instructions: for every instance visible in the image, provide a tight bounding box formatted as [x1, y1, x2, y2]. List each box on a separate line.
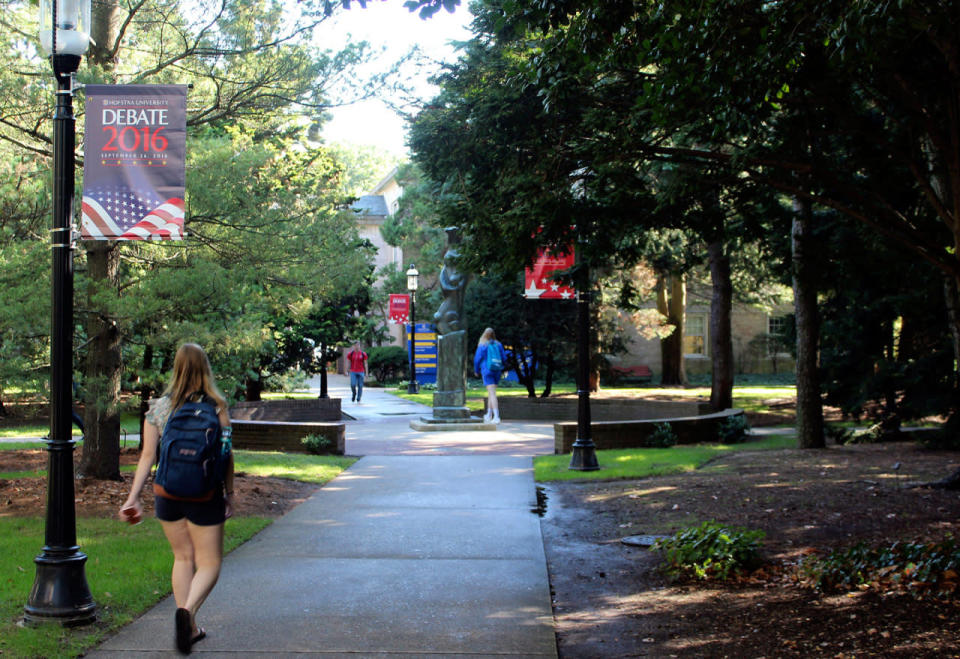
[406, 264, 420, 394]
[25, 0, 97, 626]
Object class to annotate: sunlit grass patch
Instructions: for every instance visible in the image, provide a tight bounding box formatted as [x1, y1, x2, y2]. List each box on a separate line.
[534, 435, 795, 482]
[232, 450, 356, 484]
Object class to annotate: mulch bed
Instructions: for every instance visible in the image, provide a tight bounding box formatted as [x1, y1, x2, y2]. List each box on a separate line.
[541, 441, 960, 657]
[0, 447, 317, 519]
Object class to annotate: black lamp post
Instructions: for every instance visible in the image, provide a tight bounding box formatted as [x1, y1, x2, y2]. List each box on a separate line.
[25, 0, 97, 627]
[569, 251, 599, 471]
[406, 264, 420, 394]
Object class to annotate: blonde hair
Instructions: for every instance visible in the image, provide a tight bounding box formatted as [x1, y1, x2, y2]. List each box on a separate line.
[478, 327, 496, 346]
[163, 343, 227, 412]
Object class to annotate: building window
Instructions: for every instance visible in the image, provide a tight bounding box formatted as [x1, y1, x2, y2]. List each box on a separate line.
[768, 315, 788, 336]
[684, 314, 707, 355]
[766, 314, 793, 356]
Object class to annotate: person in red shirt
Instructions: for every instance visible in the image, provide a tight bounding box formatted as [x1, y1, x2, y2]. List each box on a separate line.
[346, 341, 368, 403]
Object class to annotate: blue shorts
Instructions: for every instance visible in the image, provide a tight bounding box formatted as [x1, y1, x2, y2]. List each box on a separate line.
[155, 494, 226, 526]
[482, 371, 502, 386]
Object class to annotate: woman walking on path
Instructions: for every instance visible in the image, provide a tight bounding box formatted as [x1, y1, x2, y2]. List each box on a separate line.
[474, 327, 505, 424]
[119, 343, 234, 654]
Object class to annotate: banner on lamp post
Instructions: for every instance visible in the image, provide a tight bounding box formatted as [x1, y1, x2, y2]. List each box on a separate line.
[81, 84, 187, 240]
[524, 244, 576, 299]
[388, 294, 410, 323]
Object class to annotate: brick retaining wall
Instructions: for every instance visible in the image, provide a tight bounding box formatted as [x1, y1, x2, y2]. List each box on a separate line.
[230, 398, 341, 422]
[553, 408, 745, 453]
[495, 396, 710, 422]
[230, 419, 345, 454]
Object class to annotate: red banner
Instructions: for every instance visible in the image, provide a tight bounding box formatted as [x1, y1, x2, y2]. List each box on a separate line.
[388, 294, 410, 323]
[524, 245, 576, 299]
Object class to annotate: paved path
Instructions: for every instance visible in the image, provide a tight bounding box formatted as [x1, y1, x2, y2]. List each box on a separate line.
[89, 376, 558, 658]
[320, 375, 555, 456]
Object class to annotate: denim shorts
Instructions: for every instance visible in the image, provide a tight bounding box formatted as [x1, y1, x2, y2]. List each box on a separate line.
[155, 494, 226, 526]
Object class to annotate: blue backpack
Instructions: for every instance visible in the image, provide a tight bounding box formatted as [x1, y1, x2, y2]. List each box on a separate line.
[153, 397, 227, 501]
[485, 342, 504, 372]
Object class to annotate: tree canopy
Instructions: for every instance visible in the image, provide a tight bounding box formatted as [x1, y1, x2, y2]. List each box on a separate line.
[407, 0, 960, 447]
[0, 0, 406, 476]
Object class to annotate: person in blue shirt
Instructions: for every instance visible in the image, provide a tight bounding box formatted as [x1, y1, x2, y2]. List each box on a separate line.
[474, 327, 505, 423]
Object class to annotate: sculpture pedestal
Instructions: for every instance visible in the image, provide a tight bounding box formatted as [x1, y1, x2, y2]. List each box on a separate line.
[409, 416, 497, 431]
[431, 330, 470, 420]
[410, 329, 494, 431]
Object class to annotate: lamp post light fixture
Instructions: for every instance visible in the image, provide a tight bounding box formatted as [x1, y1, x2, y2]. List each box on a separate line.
[25, 0, 97, 627]
[406, 264, 420, 394]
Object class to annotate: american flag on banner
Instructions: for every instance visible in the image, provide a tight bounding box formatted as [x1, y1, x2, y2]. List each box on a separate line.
[81, 184, 184, 241]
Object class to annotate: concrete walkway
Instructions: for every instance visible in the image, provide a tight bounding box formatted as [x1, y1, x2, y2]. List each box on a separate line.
[89, 376, 558, 657]
[322, 375, 556, 456]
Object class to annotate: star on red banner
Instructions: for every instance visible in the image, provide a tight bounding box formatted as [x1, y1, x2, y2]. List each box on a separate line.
[524, 245, 576, 299]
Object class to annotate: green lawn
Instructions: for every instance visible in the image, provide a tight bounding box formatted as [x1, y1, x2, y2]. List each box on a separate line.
[391, 382, 577, 410]
[233, 450, 356, 482]
[261, 391, 318, 400]
[598, 384, 797, 415]
[0, 452, 354, 657]
[392, 383, 795, 412]
[0, 441, 48, 451]
[534, 435, 796, 482]
[0, 413, 142, 440]
[1, 516, 270, 658]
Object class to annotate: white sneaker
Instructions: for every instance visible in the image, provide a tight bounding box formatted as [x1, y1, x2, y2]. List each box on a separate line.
[492, 415, 501, 424]
[483, 410, 492, 422]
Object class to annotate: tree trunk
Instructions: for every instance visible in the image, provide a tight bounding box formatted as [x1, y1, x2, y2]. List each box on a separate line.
[540, 355, 555, 397]
[516, 350, 537, 398]
[658, 273, 687, 386]
[792, 199, 825, 448]
[708, 241, 734, 410]
[510, 341, 537, 398]
[78, 243, 122, 480]
[89, 0, 121, 69]
[590, 290, 602, 393]
[944, 275, 960, 390]
[138, 343, 154, 450]
[934, 275, 960, 487]
[245, 375, 263, 401]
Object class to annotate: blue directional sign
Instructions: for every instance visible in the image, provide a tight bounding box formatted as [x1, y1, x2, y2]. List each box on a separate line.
[406, 323, 437, 384]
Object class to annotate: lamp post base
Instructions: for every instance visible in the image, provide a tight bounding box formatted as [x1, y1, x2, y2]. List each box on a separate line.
[568, 440, 600, 471]
[24, 550, 96, 627]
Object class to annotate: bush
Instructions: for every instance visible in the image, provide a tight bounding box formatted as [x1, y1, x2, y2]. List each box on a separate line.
[264, 369, 308, 393]
[920, 428, 957, 450]
[801, 537, 960, 598]
[300, 433, 333, 455]
[825, 424, 855, 445]
[718, 414, 750, 444]
[646, 422, 677, 448]
[653, 521, 765, 580]
[368, 346, 409, 384]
